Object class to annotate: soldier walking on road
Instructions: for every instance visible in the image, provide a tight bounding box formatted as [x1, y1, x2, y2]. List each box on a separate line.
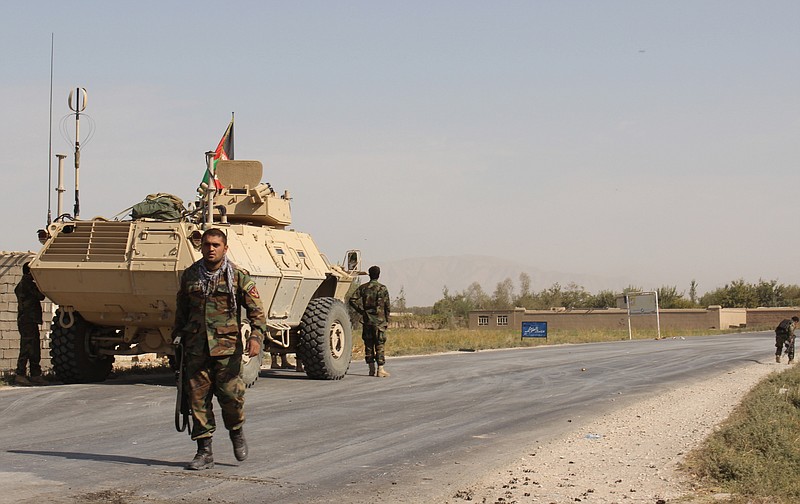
[349, 265, 391, 377]
[15, 262, 47, 386]
[775, 316, 798, 364]
[172, 228, 267, 470]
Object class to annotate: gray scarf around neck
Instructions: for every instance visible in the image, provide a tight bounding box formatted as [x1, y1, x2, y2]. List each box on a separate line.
[198, 255, 237, 315]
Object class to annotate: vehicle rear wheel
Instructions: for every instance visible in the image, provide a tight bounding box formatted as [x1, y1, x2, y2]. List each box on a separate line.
[50, 310, 114, 384]
[297, 297, 352, 380]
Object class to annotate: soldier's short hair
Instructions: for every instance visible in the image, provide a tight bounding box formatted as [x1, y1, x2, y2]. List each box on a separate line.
[22, 262, 31, 275]
[793, 316, 799, 322]
[368, 265, 380, 280]
[202, 228, 227, 246]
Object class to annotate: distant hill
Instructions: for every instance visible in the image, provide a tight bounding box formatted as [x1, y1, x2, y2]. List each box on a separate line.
[375, 255, 631, 307]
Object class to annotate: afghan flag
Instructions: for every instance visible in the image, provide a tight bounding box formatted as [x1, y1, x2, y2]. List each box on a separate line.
[201, 117, 234, 191]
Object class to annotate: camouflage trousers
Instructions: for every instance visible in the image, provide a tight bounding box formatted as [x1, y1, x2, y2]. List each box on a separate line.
[362, 325, 387, 366]
[16, 322, 42, 377]
[185, 350, 245, 440]
[776, 333, 795, 361]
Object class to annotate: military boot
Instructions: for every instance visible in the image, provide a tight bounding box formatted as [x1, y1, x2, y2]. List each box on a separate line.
[15, 374, 31, 386]
[368, 362, 376, 376]
[777, 355, 781, 363]
[186, 437, 214, 470]
[230, 428, 248, 461]
[30, 375, 48, 386]
[377, 365, 390, 378]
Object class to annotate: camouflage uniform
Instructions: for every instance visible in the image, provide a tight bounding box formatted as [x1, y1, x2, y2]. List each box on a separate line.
[776, 319, 796, 361]
[349, 279, 390, 366]
[173, 259, 266, 440]
[15, 271, 45, 377]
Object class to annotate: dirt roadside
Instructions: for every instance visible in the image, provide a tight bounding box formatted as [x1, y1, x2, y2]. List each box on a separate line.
[452, 359, 782, 504]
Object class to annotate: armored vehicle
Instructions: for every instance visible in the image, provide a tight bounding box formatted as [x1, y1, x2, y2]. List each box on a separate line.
[29, 159, 361, 385]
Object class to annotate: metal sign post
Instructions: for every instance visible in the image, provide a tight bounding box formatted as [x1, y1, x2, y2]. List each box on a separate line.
[626, 294, 632, 340]
[621, 291, 661, 340]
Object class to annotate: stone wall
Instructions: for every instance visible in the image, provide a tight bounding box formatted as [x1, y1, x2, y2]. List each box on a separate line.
[468, 306, 749, 332]
[746, 307, 800, 329]
[468, 306, 800, 333]
[0, 252, 53, 374]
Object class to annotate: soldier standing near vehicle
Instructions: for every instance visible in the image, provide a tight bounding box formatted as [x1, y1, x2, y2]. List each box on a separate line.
[15, 262, 47, 386]
[172, 228, 267, 470]
[349, 265, 391, 377]
[775, 316, 798, 364]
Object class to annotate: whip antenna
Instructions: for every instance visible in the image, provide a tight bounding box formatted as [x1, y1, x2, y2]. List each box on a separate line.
[47, 33, 54, 225]
[68, 87, 87, 218]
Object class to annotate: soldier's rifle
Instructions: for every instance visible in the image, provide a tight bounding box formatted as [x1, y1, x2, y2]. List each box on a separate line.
[173, 334, 191, 435]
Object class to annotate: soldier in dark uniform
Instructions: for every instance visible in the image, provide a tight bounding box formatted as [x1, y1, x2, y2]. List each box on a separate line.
[775, 316, 798, 364]
[172, 228, 267, 470]
[349, 265, 391, 377]
[15, 262, 46, 386]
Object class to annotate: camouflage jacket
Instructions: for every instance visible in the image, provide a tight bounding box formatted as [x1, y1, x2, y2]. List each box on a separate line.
[15, 272, 45, 324]
[349, 279, 390, 330]
[173, 259, 267, 357]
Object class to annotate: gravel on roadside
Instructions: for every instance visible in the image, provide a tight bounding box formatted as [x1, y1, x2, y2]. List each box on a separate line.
[456, 359, 782, 504]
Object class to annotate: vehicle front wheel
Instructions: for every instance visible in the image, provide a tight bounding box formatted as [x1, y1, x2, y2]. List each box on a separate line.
[297, 298, 353, 380]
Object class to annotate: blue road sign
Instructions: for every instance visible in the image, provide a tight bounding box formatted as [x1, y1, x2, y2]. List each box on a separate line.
[521, 321, 547, 338]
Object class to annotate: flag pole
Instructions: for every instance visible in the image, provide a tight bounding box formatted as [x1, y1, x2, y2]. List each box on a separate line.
[204, 151, 215, 229]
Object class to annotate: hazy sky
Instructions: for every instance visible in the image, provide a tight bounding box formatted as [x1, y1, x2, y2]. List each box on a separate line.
[3, 1, 799, 295]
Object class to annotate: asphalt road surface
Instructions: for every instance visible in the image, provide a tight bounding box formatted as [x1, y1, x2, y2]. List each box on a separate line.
[0, 332, 774, 504]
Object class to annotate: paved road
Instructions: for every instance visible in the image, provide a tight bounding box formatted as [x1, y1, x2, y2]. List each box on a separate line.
[0, 332, 775, 504]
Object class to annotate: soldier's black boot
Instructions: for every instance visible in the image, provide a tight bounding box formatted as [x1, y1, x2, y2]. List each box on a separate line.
[230, 428, 248, 461]
[186, 437, 214, 470]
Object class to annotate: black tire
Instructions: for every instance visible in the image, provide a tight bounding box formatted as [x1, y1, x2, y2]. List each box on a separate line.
[241, 350, 263, 388]
[49, 310, 114, 384]
[297, 297, 353, 380]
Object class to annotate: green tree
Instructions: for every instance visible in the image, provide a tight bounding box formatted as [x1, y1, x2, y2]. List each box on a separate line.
[754, 279, 784, 307]
[514, 272, 539, 309]
[622, 285, 644, 294]
[699, 279, 757, 308]
[491, 278, 515, 309]
[519, 272, 531, 298]
[539, 282, 563, 309]
[561, 282, 591, 309]
[392, 286, 407, 312]
[655, 285, 693, 309]
[464, 281, 491, 309]
[689, 279, 698, 305]
[784, 284, 800, 306]
[432, 286, 478, 328]
[588, 289, 618, 308]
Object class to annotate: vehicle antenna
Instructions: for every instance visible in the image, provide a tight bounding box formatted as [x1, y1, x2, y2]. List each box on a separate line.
[46, 33, 54, 226]
[67, 87, 87, 218]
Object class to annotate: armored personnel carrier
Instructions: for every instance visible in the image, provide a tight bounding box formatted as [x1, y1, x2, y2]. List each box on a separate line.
[29, 159, 360, 385]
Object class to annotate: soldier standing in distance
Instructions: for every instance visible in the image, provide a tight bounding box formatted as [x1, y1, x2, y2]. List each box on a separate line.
[172, 228, 267, 470]
[15, 262, 47, 386]
[775, 316, 798, 364]
[349, 265, 391, 377]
